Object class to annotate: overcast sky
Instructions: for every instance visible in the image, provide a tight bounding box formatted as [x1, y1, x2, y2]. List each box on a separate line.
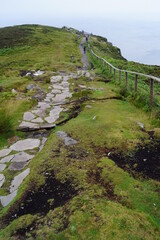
[1, 0, 160, 65]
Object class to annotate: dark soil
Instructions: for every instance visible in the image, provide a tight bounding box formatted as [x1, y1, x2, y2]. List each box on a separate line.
[110, 139, 160, 181]
[17, 173, 77, 217]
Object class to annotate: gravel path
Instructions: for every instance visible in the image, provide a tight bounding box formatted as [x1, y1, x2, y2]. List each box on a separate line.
[79, 37, 89, 70]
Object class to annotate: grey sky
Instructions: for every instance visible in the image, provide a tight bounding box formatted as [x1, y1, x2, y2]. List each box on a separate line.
[1, 0, 160, 27]
[1, 0, 160, 65]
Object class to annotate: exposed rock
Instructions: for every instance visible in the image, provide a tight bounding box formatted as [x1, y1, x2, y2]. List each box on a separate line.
[40, 123, 56, 130]
[51, 89, 62, 94]
[85, 105, 92, 109]
[10, 139, 40, 151]
[32, 109, 46, 118]
[93, 116, 96, 120]
[18, 121, 40, 131]
[12, 89, 17, 94]
[37, 102, 51, 110]
[32, 117, 44, 123]
[0, 149, 12, 158]
[0, 174, 5, 188]
[0, 155, 14, 163]
[10, 168, 30, 193]
[23, 112, 35, 121]
[11, 152, 34, 163]
[51, 75, 62, 83]
[137, 121, 144, 129]
[0, 190, 17, 207]
[45, 116, 58, 124]
[39, 137, 47, 152]
[26, 84, 35, 91]
[79, 85, 87, 89]
[0, 164, 6, 172]
[34, 70, 45, 76]
[8, 162, 29, 171]
[56, 131, 77, 146]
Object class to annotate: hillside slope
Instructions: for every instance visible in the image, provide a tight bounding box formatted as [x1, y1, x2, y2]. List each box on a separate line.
[0, 25, 160, 240]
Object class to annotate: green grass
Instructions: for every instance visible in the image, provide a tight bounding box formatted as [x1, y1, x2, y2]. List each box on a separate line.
[88, 36, 160, 115]
[0, 26, 160, 239]
[0, 24, 82, 147]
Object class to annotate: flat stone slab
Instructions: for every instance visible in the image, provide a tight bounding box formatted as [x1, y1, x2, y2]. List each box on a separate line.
[0, 174, 5, 188]
[32, 117, 44, 123]
[51, 75, 62, 83]
[40, 124, 56, 130]
[32, 109, 46, 118]
[23, 112, 35, 121]
[11, 152, 34, 163]
[10, 168, 30, 193]
[8, 162, 29, 171]
[56, 131, 77, 146]
[0, 190, 17, 207]
[0, 164, 6, 172]
[38, 102, 51, 110]
[0, 149, 12, 158]
[0, 155, 14, 163]
[45, 116, 58, 124]
[50, 107, 63, 116]
[10, 139, 40, 152]
[51, 89, 62, 94]
[18, 121, 39, 131]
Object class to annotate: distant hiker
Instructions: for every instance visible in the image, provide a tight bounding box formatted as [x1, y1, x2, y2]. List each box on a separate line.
[86, 36, 88, 42]
[84, 46, 86, 54]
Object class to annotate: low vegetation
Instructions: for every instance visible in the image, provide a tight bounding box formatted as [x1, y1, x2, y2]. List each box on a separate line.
[0, 25, 159, 239]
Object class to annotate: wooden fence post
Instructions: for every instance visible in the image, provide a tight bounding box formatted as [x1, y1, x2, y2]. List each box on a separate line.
[125, 72, 128, 88]
[150, 79, 154, 108]
[114, 69, 116, 80]
[135, 74, 138, 92]
[119, 70, 121, 82]
[110, 66, 112, 74]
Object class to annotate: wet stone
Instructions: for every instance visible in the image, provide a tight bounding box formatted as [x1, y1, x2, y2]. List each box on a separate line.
[56, 131, 77, 146]
[10, 139, 40, 152]
[0, 149, 12, 158]
[0, 164, 6, 172]
[0, 174, 5, 188]
[10, 168, 30, 193]
[8, 162, 29, 171]
[0, 190, 17, 207]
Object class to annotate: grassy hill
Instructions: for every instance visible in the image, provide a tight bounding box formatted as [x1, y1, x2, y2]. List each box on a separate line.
[0, 25, 160, 240]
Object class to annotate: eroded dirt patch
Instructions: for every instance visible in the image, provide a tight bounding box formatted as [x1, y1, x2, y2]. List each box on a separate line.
[110, 139, 160, 181]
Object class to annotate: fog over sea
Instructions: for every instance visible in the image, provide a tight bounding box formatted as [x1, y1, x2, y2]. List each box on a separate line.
[62, 18, 160, 66]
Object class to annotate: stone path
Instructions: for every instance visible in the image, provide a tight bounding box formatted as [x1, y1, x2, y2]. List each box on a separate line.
[0, 70, 93, 207]
[79, 37, 89, 70]
[0, 42, 94, 208]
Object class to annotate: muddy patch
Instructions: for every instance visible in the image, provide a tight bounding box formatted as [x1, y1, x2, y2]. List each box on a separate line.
[110, 139, 160, 181]
[7, 172, 77, 222]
